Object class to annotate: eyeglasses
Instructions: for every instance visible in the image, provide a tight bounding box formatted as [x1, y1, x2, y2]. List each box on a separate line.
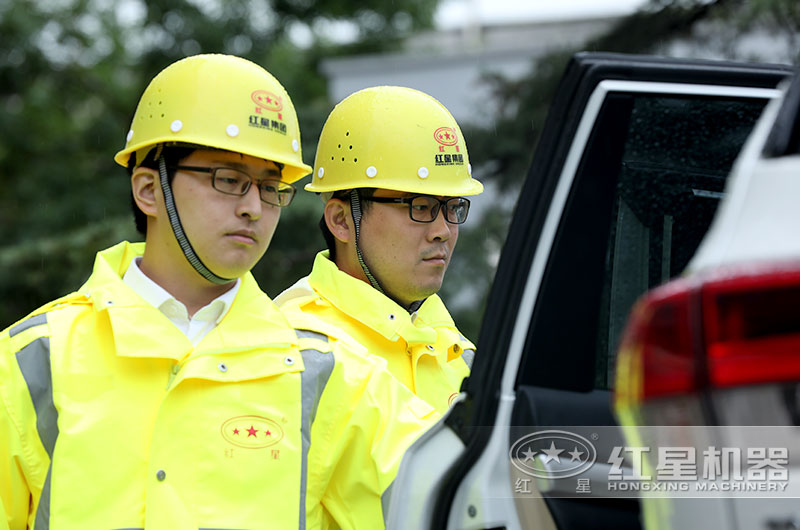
[171, 165, 296, 207]
[361, 195, 471, 224]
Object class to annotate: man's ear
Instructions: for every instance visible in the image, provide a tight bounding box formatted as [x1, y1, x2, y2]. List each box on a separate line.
[131, 167, 159, 217]
[324, 198, 353, 244]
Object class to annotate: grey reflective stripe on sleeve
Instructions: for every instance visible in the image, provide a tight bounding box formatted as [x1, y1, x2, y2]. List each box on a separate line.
[461, 348, 475, 369]
[14, 321, 58, 530]
[295, 329, 329, 343]
[457, 334, 475, 369]
[35, 464, 52, 530]
[9, 313, 48, 338]
[296, 329, 335, 530]
[381, 482, 393, 525]
[16, 337, 58, 456]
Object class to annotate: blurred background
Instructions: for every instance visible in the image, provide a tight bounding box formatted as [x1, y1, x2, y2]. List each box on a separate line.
[1, 0, 798, 339]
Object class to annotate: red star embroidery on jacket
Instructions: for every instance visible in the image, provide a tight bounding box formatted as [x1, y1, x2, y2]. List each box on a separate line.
[247, 425, 258, 437]
[233, 428, 240, 435]
[265, 430, 271, 436]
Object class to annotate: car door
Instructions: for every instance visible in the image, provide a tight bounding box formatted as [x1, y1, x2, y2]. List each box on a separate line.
[386, 52, 792, 530]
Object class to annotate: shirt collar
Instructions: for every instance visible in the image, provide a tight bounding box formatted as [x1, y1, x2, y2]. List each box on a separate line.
[122, 257, 240, 325]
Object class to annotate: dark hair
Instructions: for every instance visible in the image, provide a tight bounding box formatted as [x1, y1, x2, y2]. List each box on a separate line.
[129, 145, 196, 236]
[320, 188, 376, 262]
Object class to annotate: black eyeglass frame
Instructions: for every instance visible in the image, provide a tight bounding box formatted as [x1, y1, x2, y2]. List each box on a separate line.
[170, 164, 296, 207]
[361, 195, 471, 224]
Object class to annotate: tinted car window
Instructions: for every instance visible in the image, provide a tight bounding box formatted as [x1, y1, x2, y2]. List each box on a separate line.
[516, 93, 768, 392]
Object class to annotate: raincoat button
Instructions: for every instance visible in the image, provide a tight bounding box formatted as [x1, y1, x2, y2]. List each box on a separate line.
[388, 314, 396, 321]
[284, 356, 295, 366]
[218, 363, 228, 373]
[156, 470, 166, 481]
[426, 344, 435, 351]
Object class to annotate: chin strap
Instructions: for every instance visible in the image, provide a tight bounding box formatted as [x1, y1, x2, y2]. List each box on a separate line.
[159, 155, 234, 285]
[349, 189, 385, 295]
[407, 299, 424, 314]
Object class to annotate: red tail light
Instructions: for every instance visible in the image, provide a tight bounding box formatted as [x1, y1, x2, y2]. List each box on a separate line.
[703, 269, 800, 387]
[617, 263, 800, 402]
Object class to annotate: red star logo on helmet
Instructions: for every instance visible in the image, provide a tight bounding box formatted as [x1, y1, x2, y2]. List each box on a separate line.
[251, 90, 283, 112]
[434, 126, 458, 146]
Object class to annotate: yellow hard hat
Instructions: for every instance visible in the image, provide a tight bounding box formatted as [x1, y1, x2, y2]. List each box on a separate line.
[114, 54, 311, 183]
[307, 86, 483, 196]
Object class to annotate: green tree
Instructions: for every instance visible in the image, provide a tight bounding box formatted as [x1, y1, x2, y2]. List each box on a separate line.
[0, 0, 438, 326]
[442, 0, 799, 341]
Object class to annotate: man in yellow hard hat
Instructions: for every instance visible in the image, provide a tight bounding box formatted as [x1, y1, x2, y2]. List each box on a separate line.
[276, 86, 483, 414]
[0, 55, 436, 529]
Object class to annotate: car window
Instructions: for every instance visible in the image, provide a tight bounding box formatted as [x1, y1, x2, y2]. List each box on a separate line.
[516, 92, 768, 392]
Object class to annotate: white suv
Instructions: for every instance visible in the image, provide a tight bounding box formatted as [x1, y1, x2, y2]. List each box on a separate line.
[386, 52, 794, 529]
[615, 67, 800, 529]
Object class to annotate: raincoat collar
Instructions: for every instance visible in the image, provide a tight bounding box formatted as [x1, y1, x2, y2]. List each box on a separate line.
[80, 241, 297, 360]
[307, 251, 456, 345]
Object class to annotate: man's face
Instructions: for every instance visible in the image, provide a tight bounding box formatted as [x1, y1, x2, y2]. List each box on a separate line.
[358, 189, 460, 307]
[165, 149, 283, 279]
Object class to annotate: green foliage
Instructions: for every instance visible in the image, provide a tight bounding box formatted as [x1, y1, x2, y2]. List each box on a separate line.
[442, 0, 799, 341]
[0, 0, 437, 328]
[3, 0, 798, 336]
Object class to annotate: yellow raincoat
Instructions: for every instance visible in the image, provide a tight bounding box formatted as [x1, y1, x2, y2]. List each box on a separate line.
[0, 242, 437, 530]
[276, 251, 475, 414]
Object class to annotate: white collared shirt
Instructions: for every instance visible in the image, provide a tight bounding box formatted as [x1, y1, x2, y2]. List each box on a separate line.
[122, 257, 240, 345]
